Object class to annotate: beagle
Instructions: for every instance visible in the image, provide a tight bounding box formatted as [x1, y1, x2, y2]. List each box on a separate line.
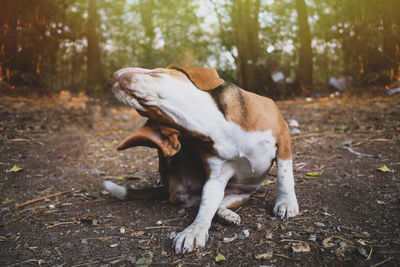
[104, 65, 299, 254]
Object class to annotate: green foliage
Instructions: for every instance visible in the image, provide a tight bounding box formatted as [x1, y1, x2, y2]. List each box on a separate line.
[0, 0, 399, 97]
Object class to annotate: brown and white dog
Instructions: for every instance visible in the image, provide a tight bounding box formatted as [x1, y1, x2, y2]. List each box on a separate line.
[103, 65, 299, 254]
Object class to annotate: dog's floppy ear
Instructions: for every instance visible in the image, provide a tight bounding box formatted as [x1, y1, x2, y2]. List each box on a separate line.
[167, 64, 224, 91]
[117, 120, 181, 157]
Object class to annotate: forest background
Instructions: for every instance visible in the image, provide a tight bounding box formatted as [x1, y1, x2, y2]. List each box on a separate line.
[1, 0, 399, 98]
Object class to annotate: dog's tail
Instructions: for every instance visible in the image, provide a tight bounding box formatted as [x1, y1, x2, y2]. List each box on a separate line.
[103, 181, 168, 200]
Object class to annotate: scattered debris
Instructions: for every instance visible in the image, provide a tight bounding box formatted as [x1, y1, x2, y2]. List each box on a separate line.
[169, 231, 176, 239]
[377, 165, 393, 173]
[305, 171, 324, 177]
[241, 229, 250, 238]
[314, 222, 326, 227]
[255, 250, 273, 260]
[215, 252, 227, 262]
[291, 128, 301, 135]
[8, 165, 23, 173]
[329, 76, 352, 91]
[341, 146, 381, 158]
[308, 234, 317, 242]
[131, 231, 145, 238]
[291, 243, 310, 253]
[14, 191, 70, 210]
[287, 119, 300, 127]
[386, 88, 400, 95]
[222, 234, 238, 243]
[135, 256, 152, 266]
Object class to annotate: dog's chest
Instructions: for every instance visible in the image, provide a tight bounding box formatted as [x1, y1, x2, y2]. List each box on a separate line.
[214, 126, 277, 189]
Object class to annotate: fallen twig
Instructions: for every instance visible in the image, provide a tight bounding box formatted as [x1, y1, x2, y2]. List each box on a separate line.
[371, 257, 394, 267]
[14, 191, 70, 210]
[46, 221, 77, 229]
[341, 146, 381, 158]
[145, 225, 179, 230]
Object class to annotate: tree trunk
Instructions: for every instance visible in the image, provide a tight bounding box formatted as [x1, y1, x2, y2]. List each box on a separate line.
[86, 0, 104, 96]
[139, 0, 156, 68]
[0, 1, 18, 82]
[382, 0, 400, 82]
[229, 0, 268, 95]
[295, 0, 313, 92]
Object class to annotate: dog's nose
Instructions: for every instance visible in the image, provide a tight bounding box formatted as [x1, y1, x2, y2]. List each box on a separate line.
[112, 68, 150, 90]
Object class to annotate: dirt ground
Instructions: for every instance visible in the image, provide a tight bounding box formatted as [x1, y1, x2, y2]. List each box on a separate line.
[0, 88, 399, 266]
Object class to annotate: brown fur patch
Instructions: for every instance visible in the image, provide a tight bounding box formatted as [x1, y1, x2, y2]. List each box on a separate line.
[117, 120, 181, 157]
[167, 65, 224, 91]
[225, 196, 250, 209]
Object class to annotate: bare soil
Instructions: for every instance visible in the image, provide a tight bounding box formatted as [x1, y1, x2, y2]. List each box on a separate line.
[0, 89, 399, 266]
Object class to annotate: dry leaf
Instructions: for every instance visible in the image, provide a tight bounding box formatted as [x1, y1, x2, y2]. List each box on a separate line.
[116, 175, 127, 181]
[255, 250, 273, 259]
[215, 253, 226, 262]
[9, 165, 23, 172]
[306, 171, 324, 177]
[135, 257, 152, 266]
[291, 243, 310, 252]
[130, 231, 145, 237]
[377, 165, 392, 172]
[99, 236, 112, 242]
[322, 237, 334, 248]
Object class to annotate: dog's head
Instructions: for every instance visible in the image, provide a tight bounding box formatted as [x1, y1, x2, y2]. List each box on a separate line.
[111, 65, 223, 115]
[111, 65, 225, 155]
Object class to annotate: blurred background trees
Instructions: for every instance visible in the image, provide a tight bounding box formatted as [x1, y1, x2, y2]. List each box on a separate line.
[0, 0, 399, 98]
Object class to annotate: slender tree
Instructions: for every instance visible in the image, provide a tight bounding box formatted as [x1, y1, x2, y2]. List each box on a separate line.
[86, 0, 104, 95]
[295, 0, 313, 91]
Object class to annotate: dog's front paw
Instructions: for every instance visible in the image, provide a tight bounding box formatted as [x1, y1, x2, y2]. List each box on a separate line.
[173, 224, 209, 254]
[273, 193, 299, 219]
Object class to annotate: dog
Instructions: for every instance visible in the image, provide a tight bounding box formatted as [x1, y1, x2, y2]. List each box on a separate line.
[103, 65, 299, 254]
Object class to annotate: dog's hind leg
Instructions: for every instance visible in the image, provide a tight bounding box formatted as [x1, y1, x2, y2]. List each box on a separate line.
[216, 193, 250, 225]
[273, 125, 299, 218]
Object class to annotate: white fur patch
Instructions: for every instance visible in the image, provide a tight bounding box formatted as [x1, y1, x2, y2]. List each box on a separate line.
[103, 181, 127, 200]
[217, 194, 249, 225]
[174, 160, 234, 254]
[273, 157, 299, 218]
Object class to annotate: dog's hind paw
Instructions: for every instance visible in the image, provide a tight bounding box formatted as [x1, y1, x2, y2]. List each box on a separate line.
[273, 194, 299, 219]
[217, 207, 241, 225]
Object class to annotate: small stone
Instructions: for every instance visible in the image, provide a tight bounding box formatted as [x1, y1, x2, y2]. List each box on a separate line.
[110, 243, 119, 248]
[48, 204, 55, 209]
[308, 234, 317, 242]
[178, 208, 185, 214]
[156, 220, 162, 225]
[81, 239, 88, 244]
[291, 128, 301, 135]
[265, 232, 273, 239]
[242, 229, 250, 238]
[358, 247, 367, 258]
[169, 231, 177, 239]
[287, 119, 300, 127]
[361, 231, 370, 237]
[255, 250, 273, 259]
